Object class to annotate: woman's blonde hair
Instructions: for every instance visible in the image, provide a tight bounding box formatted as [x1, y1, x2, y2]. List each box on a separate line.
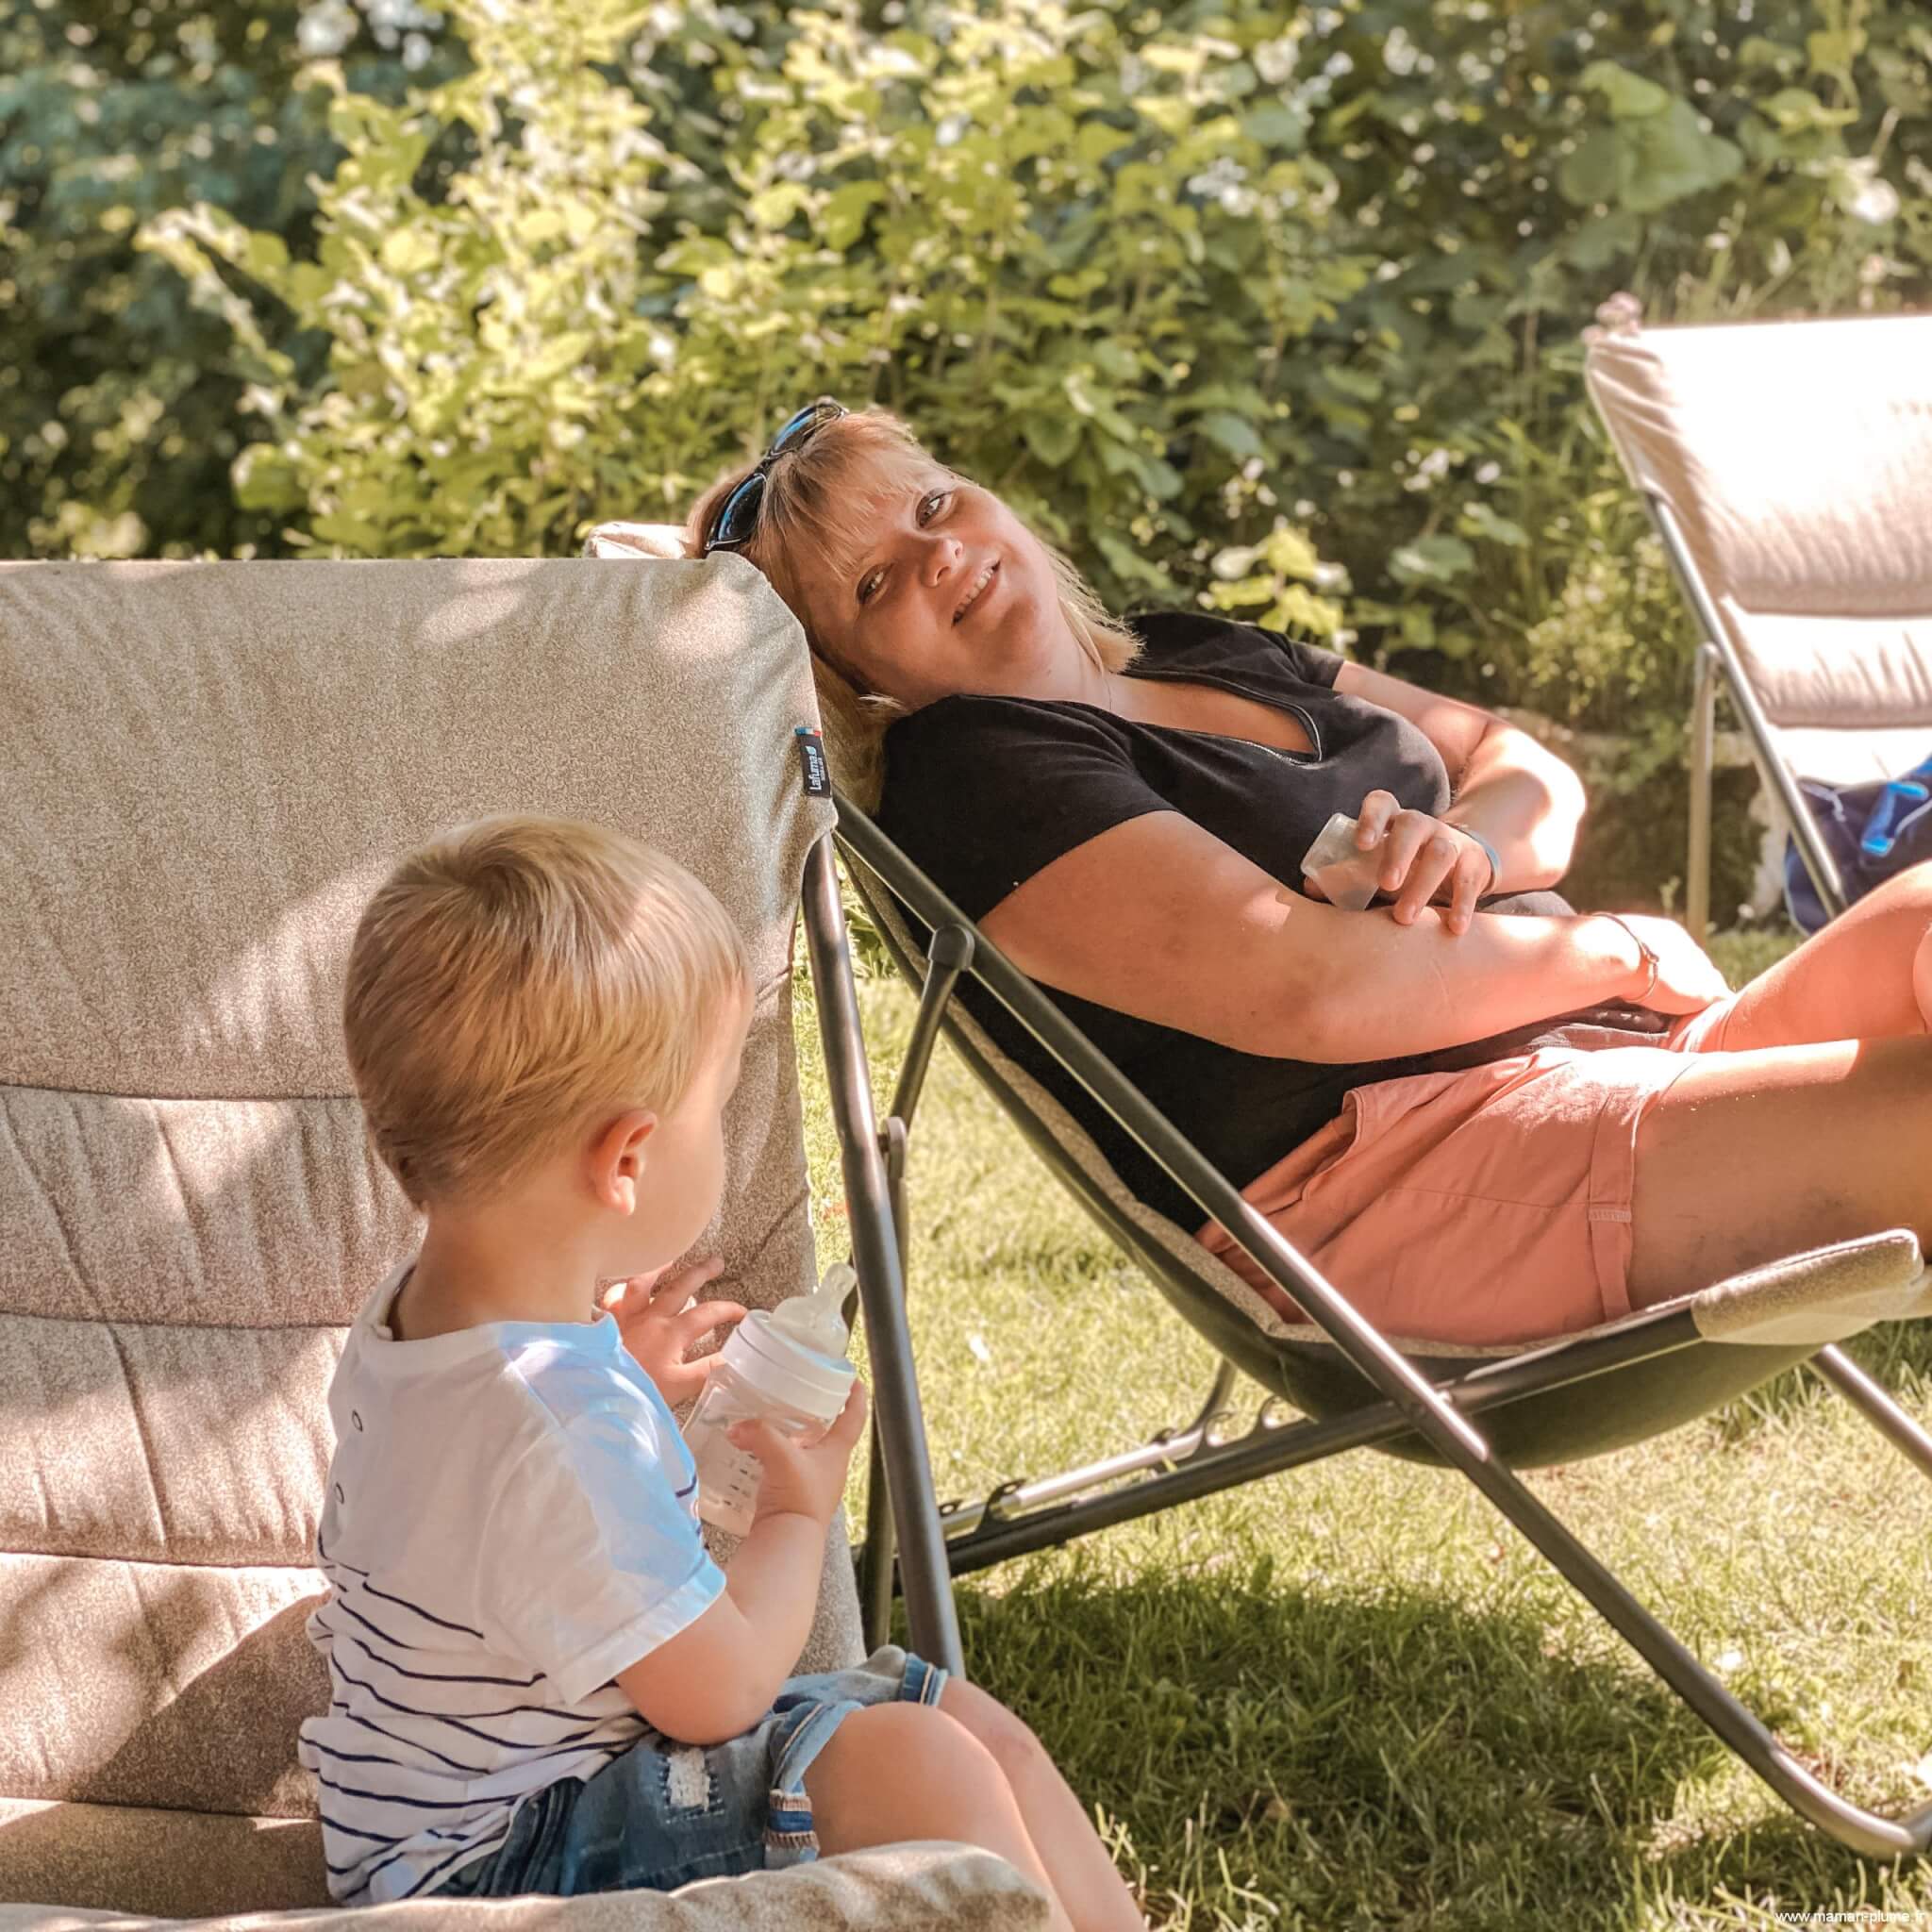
[343, 815, 749, 1209]
[684, 407, 1141, 809]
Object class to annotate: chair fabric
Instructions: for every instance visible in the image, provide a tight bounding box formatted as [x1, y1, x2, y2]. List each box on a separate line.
[0, 557, 863, 1915]
[1586, 312, 1932, 786]
[0, 1842, 1051, 1932]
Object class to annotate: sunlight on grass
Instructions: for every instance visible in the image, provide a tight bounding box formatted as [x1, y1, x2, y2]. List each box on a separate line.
[796, 918, 1932, 1929]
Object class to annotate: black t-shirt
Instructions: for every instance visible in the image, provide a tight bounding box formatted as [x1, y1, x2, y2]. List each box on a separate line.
[875, 609, 1665, 1225]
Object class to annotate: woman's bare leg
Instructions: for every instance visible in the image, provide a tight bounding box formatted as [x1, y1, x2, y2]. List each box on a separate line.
[1712, 860, 1932, 1053]
[936, 1680, 1143, 1932]
[1627, 1033, 1932, 1304]
[804, 1691, 1144, 1932]
[804, 1704, 1076, 1932]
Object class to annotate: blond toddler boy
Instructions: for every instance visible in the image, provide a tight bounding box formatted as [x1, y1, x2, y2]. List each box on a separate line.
[300, 814, 1140, 1930]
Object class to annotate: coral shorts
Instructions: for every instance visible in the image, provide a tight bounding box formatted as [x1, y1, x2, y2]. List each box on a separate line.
[1197, 995, 1742, 1348]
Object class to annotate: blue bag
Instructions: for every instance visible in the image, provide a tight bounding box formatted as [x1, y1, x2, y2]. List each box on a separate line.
[1784, 753, 1932, 934]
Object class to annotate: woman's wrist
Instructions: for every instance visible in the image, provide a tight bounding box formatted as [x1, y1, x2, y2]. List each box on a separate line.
[1590, 912, 1660, 1003]
[1444, 823, 1503, 896]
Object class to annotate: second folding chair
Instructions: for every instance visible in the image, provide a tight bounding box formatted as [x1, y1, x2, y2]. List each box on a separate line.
[1585, 309, 1932, 942]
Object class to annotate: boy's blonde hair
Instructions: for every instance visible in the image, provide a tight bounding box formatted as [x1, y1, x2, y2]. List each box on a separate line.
[685, 406, 1141, 810]
[343, 815, 750, 1209]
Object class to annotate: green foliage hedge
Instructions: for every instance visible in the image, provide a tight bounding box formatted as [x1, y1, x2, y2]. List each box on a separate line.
[0, 1, 459, 560]
[10, 0, 1932, 910]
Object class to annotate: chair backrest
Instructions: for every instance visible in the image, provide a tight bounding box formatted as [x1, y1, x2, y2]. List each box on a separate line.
[1586, 311, 1932, 785]
[0, 556, 840, 1916]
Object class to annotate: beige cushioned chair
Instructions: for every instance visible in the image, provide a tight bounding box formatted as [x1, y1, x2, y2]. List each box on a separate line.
[1585, 309, 1932, 938]
[0, 556, 1044, 1928]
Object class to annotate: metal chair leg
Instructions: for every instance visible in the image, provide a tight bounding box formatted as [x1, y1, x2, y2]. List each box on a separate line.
[1811, 1342, 1932, 1480]
[1688, 640, 1718, 945]
[801, 839, 964, 1677]
[859, 1416, 898, 1650]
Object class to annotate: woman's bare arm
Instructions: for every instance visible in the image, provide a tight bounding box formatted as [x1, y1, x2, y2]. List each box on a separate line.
[1333, 661, 1586, 893]
[976, 810, 1694, 1065]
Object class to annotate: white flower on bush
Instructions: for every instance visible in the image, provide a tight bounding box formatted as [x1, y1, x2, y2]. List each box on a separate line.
[1188, 157, 1254, 213]
[1254, 35, 1299, 85]
[936, 113, 971, 147]
[1188, 157, 1241, 192]
[297, 0, 357, 57]
[1839, 158, 1901, 225]
[1403, 446, 1453, 492]
[368, 0, 441, 40]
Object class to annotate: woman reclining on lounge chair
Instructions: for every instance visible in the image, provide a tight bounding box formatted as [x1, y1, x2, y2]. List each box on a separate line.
[685, 400, 1932, 1347]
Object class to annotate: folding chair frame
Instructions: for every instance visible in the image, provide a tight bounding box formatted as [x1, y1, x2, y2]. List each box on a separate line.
[1580, 366, 1849, 947]
[808, 802, 1932, 1858]
[1659, 492, 1852, 944]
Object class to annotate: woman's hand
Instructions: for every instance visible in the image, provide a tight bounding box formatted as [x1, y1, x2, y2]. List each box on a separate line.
[601, 1257, 746, 1407]
[1353, 791, 1496, 935]
[1604, 912, 1732, 1017]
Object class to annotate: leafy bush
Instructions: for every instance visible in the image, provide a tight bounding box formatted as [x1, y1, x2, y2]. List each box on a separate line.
[22, 1, 1932, 907]
[0, 1, 455, 559]
[137, 3, 1929, 635]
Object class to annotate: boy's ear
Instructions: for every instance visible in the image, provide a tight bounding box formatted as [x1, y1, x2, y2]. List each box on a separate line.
[591, 1109, 658, 1216]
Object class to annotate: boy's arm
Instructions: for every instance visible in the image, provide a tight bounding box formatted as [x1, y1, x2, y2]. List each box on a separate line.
[615, 1385, 869, 1743]
[614, 1511, 826, 1743]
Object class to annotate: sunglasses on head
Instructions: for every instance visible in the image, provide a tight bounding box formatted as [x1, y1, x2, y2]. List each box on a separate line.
[700, 397, 849, 556]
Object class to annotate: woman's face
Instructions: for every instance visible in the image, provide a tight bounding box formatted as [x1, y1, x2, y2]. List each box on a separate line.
[789, 463, 1078, 712]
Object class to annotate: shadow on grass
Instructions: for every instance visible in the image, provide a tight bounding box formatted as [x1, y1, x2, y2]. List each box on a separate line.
[943, 1559, 1920, 1931]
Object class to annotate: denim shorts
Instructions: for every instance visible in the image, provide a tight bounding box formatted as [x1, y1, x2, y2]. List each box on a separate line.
[429, 1646, 946, 1899]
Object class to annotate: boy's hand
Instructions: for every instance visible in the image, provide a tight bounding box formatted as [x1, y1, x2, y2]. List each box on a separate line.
[729, 1381, 869, 1529]
[601, 1257, 746, 1407]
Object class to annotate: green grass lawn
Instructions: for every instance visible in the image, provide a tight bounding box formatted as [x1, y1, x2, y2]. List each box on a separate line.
[795, 923, 1932, 1930]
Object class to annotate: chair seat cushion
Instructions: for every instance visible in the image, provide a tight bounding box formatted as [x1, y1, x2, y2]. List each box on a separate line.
[0, 1838, 1048, 1932]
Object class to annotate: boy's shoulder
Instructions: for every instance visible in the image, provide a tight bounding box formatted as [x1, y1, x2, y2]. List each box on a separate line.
[497, 1320, 682, 1443]
[332, 1266, 674, 1454]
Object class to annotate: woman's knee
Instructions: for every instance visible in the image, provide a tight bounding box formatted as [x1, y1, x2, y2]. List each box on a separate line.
[806, 1701, 1003, 1813]
[939, 1678, 1055, 1787]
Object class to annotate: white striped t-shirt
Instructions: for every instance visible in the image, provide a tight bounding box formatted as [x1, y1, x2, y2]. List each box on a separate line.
[298, 1260, 725, 1904]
